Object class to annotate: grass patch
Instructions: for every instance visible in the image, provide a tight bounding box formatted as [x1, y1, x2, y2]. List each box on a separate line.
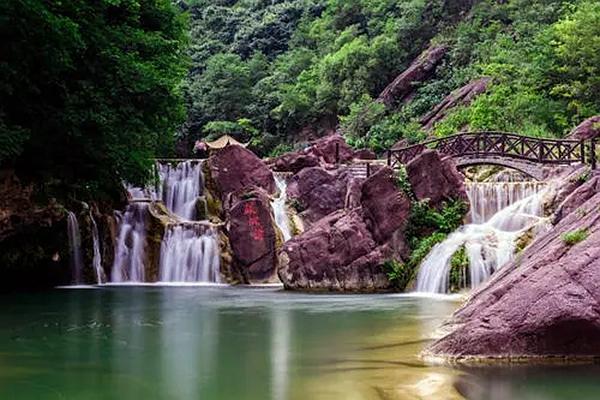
[561, 229, 588, 246]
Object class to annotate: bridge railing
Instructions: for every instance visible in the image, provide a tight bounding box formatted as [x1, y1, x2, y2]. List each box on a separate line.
[387, 131, 593, 169]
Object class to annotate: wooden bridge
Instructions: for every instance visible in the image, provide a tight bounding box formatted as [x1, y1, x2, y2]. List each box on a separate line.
[385, 132, 597, 180]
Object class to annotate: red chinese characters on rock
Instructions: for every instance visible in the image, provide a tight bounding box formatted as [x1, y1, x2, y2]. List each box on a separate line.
[243, 202, 265, 241]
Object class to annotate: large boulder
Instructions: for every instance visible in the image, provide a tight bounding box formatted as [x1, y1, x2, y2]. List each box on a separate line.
[377, 45, 448, 107]
[426, 174, 600, 360]
[270, 135, 354, 172]
[278, 210, 393, 292]
[278, 167, 411, 292]
[421, 77, 491, 131]
[228, 193, 279, 283]
[206, 145, 275, 206]
[361, 167, 412, 243]
[567, 116, 600, 140]
[406, 150, 468, 208]
[286, 167, 350, 224]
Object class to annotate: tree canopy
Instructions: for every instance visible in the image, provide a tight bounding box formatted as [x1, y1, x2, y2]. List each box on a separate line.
[0, 0, 188, 198]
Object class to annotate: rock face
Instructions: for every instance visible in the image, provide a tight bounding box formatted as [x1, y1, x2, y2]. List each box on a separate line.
[286, 167, 350, 224]
[567, 116, 600, 140]
[427, 174, 600, 360]
[406, 150, 468, 208]
[377, 45, 448, 107]
[279, 167, 411, 292]
[229, 193, 279, 283]
[421, 77, 491, 131]
[271, 134, 354, 172]
[206, 145, 275, 205]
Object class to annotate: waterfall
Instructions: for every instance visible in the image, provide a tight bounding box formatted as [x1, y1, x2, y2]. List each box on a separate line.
[466, 182, 546, 223]
[90, 214, 106, 284]
[67, 211, 84, 284]
[111, 202, 149, 283]
[156, 160, 202, 220]
[271, 174, 292, 242]
[159, 224, 221, 283]
[416, 182, 547, 294]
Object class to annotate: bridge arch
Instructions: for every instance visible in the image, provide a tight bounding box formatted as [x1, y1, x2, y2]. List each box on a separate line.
[387, 131, 595, 180]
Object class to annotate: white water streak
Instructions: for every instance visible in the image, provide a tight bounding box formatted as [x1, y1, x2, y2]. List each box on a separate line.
[271, 175, 293, 242]
[111, 203, 148, 283]
[90, 214, 106, 284]
[157, 161, 202, 220]
[67, 211, 84, 284]
[159, 224, 221, 283]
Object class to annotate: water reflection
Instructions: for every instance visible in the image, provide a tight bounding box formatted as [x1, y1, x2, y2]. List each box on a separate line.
[0, 288, 598, 400]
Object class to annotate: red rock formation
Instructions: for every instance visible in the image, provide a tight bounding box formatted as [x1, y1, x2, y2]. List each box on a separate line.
[406, 150, 468, 209]
[427, 174, 600, 360]
[377, 45, 448, 107]
[229, 192, 279, 283]
[421, 77, 491, 131]
[206, 145, 275, 205]
[567, 116, 600, 140]
[279, 167, 411, 292]
[270, 134, 354, 172]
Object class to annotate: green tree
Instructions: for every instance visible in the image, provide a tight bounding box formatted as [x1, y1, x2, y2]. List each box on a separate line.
[0, 0, 188, 197]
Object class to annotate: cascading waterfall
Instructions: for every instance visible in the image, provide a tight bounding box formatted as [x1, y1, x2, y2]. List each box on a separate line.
[111, 202, 149, 283]
[159, 224, 221, 283]
[111, 160, 222, 284]
[416, 181, 547, 294]
[467, 181, 546, 223]
[271, 174, 292, 242]
[67, 211, 84, 284]
[90, 214, 106, 284]
[156, 160, 202, 220]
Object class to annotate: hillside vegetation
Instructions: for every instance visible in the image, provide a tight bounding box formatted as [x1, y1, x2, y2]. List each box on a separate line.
[182, 0, 600, 155]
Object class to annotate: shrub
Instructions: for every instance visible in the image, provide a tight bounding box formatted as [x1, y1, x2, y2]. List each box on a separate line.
[561, 229, 588, 246]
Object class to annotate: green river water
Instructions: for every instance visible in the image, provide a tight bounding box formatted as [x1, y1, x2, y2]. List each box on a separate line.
[1, 286, 599, 400]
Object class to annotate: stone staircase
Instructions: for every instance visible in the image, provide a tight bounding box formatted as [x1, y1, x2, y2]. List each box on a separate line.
[344, 159, 387, 179]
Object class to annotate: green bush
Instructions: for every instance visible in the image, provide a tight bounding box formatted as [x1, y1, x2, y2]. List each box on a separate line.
[561, 229, 588, 246]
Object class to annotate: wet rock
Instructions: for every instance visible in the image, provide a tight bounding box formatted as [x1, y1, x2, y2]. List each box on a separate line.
[406, 150, 468, 208]
[421, 77, 491, 131]
[567, 116, 600, 140]
[426, 176, 600, 360]
[278, 210, 393, 292]
[377, 45, 448, 107]
[206, 145, 275, 206]
[229, 194, 279, 283]
[361, 167, 411, 243]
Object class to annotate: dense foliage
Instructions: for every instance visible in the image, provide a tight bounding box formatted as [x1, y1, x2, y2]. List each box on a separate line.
[0, 0, 188, 198]
[182, 0, 600, 155]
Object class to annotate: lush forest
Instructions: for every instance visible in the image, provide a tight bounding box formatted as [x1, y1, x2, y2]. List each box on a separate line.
[1, 0, 600, 198]
[182, 0, 600, 155]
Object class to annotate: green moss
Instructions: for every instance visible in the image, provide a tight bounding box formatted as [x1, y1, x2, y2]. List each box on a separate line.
[515, 228, 535, 254]
[395, 166, 415, 200]
[561, 229, 588, 246]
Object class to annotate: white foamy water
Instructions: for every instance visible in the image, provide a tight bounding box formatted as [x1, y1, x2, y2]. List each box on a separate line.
[159, 224, 221, 283]
[416, 181, 547, 294]
[271, 174, 292, 242]
[90, 213, 105, 284]
[156, 161, 202, 220]
[111, 202, 149, 283]
[67, 211, 84, 284]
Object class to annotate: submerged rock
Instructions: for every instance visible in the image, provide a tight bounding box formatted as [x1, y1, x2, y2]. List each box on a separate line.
[426, 173, 600, 360]
[406, 149, 468, 209]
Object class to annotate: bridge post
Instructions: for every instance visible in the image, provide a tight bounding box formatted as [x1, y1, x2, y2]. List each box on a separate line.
[538, 139, 544, 162]
[387, 150, 391, 167]
[591, 138, 597, 170]
[366, 162, 371, 178]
